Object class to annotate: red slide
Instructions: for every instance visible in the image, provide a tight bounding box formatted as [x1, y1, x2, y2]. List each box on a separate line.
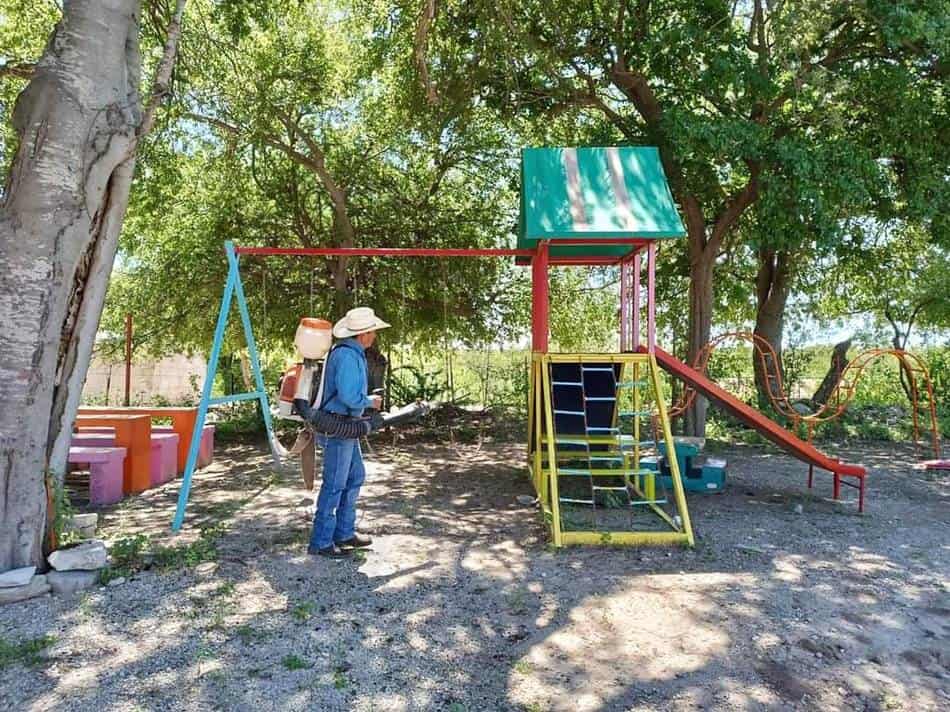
[647, 346, 868, 509]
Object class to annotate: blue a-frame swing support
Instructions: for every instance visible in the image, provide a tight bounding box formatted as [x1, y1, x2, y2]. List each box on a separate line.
[171, 239, 533, 531]
[171, 240, 281, 531]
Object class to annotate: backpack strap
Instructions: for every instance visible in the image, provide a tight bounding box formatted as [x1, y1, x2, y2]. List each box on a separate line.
[314, 342, 346, 411]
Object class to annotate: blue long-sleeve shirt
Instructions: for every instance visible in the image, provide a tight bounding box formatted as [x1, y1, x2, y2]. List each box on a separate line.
[319, 338, 374, 417]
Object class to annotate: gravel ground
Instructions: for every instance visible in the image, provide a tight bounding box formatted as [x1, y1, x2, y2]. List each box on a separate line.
[1, 431, 947, 711]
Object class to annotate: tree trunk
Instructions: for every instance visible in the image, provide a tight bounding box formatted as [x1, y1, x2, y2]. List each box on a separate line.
[753, 249, 792, 407]
[0, 1, 144, 570]
[885, 308, 916, 401]
[365, 345, 388, 394]
[683, 222, 715, 436]
[812, 338, 851, 407]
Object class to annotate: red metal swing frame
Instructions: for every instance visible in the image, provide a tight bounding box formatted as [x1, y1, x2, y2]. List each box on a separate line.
[234, 238, 657, 354]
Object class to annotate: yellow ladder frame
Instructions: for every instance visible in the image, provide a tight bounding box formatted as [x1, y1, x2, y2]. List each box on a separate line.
[528, 352, 694, 547]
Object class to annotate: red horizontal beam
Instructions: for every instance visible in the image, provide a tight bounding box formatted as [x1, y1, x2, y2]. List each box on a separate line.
[233, 246, 534, 258]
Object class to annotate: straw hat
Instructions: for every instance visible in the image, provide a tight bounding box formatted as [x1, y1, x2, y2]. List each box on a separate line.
[332, 307, 391, 338]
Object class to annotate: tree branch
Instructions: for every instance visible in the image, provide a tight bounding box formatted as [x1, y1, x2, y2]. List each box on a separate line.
[187, 110, 348, 232]
[759, 18, 876, 123]
[612, 0, 628, 66]
[566, 60, 638, 140]
[414, 0, 439, 105]
[275, 113, 351, 231]
[708, 163, 760, 252]
[136, 0, 188, 142]
[0, 61, 35, 81]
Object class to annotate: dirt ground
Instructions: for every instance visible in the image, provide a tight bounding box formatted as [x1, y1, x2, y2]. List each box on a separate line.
[1, 429, 948, 711]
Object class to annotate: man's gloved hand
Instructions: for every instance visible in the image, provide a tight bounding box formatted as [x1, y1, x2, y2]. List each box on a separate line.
[293, 398, 314, 420]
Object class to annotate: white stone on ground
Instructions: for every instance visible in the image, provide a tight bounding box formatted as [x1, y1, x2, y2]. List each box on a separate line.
[0, 575, 50, 605]
[47, 540, 108, 572]
[0, 566, 36, 588]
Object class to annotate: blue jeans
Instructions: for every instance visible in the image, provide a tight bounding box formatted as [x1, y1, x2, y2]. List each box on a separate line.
[310, 436, 365, 549]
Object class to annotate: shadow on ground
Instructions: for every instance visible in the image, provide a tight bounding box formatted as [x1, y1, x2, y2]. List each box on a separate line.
[1, 432, 947, 711]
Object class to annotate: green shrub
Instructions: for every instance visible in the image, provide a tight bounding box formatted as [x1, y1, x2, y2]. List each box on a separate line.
[0, 635, 55, 670]
[48, 474, 79, 547]
[389, 364, 452, 402]
[101, 525, 224, 581]
[282, 654, 310, 671]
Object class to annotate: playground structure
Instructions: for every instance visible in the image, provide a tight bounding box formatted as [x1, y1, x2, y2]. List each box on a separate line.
[172, 147, 697, 546]
[171, 146, 869, 543]
[666, 332, 941, 458]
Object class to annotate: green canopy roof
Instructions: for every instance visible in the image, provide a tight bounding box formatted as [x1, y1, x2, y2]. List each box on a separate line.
[517, 146, 685, 261]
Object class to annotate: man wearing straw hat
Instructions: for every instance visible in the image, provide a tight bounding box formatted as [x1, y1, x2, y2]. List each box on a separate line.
[309, 307, 390, 559]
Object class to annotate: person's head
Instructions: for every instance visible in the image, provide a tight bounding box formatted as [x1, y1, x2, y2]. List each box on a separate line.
[356, 330, 377, 348]
[332, 307, 390, 347]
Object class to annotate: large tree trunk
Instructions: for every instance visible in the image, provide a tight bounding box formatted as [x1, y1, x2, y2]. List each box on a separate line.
[812, 338, 851, 407]
[0, 1, 144, 570]
[752, 248, 792, 406]
[683, 220, 715, 436]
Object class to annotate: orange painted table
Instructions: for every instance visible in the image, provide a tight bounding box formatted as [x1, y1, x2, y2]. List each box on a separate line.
[78, 406, 198, 474]
[74, 414, 152, 494]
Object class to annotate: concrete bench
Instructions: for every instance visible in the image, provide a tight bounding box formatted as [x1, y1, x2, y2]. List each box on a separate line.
[150, 432, 179, 484]
[78, 406, 199, 473]
[74, 414, 151, 494]
[71, 433, 116, 448]
[154, 424, 215, 468]
[80, 423, 214, 472]
[68, 446, 126, 505]
[77, 427, 178, 485]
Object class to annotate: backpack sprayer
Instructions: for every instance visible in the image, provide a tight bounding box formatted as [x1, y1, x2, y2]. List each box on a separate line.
[277, 317, 432, 439]
[278, 318, 332, 421]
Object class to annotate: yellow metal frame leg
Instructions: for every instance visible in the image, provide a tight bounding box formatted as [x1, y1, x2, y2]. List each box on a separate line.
[648, 353, 694, 546]
[540, 358, 563, 547]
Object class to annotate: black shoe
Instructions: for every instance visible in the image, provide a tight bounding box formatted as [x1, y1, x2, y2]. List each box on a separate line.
[335, 534, 372, 549]
[308, 545, 351, 559]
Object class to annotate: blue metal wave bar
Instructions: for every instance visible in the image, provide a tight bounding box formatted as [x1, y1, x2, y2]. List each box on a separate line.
[171, 241, 280, 531]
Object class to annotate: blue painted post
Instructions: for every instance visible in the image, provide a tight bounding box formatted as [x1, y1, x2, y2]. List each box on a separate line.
[171, 242, 240, 531]
[228, 245, 281, 462]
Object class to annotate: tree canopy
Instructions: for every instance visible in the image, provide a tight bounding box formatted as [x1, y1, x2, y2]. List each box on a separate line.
[5, 0, 948, 372]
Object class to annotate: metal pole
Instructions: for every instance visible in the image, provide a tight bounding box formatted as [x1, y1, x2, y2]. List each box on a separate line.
[620, 259, 629, 351]
[124, 313, 132, 406]
[172, 243, 240, 531]
[647, 243, 656, 353]
[229, 246, 282, 462]
[235, 246, 535, 258]
[633, 253, 641, 350]
[531, 241, 550, 353]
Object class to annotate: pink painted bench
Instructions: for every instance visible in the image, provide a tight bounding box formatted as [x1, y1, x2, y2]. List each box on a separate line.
[76, 427, 181, 483]
[68, 446, 126, 505]
[72, 433, 115, 448]
[153, 424, 215, 469]
[83, 425, 214, 472]
[150, 432, 179, 484]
